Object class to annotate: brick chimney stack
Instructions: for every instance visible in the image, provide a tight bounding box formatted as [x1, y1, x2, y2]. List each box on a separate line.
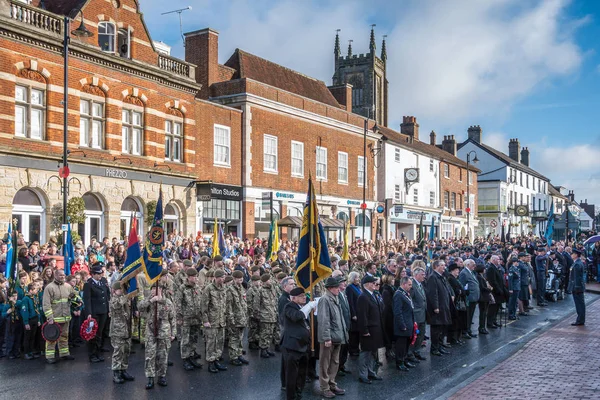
[184, 28, 219, 99]
[467, 125, 482, 143]
[508, 139, 521, 163]
[521, 147, 530, 167]
[430, 130, 436, 146]
[442, 135, 457, 156]
[400, 116, 419, 141]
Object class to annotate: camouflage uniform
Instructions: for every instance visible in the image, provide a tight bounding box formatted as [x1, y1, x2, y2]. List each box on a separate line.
[132, 274, 150, 342]
[176, 281, 202, 360]
[271, 282, 283, 346]
[200, 282, 226, 362]
[246, 282, 261, 347]
[254, 282, 278, 350]
[139, 295, 175, 378]
[109, 293, 131, 371]
[226, 283, 247, 359]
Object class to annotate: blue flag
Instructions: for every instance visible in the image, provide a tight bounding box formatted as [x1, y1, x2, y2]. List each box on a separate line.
[544, 201, 554, 245]
[64, 224, 75, 275]
[428, 217, 435, 260]
[5, 222, 13, 279]
[294, 177, 332, 293]
[218, 222, 227, 257]
[121, 216, 142, 297]
[142, 190, 164, 285]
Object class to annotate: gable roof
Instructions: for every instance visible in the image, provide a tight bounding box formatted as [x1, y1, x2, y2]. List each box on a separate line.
[379, 126, 479, 171]
[223, 49, 342, 108]
[549, 185, 568, 200]
[458, 138, 549, 181]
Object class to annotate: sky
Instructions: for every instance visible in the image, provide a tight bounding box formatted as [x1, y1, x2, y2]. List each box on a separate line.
[141, 0, 600, 210]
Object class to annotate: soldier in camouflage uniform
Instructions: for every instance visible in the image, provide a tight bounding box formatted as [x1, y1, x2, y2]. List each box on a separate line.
[109, 281, 135, 384]
[226, 270, 249, 366]
[176, 268, 203, 371]
[200, 269, 228, 373]
[272, 272, 287, 351]
[246, 275, 262, 350]
[139, 274, 175, 390]
[132, 273, 150, 344]
[198, 259, 213, 289]
[254, 273, 278, 358]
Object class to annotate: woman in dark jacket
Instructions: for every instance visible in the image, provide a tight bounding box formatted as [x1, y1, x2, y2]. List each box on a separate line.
[17, 248, 30, 273]
[380, 274, 396, 359]
[475, 264, 493, 334]
[446, 264, 467, 345]
[345, 271, 362, 356]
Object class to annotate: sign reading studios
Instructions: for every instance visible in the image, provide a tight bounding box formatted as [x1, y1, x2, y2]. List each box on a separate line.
[196, 182, 242, 202]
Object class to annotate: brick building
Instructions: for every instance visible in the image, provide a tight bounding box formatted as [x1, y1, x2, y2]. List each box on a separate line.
[0, 0, 242, 243]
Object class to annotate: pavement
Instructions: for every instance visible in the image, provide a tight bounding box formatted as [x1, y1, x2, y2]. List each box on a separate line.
[585, 281, 600, 294]
[0, 293, 597, 400]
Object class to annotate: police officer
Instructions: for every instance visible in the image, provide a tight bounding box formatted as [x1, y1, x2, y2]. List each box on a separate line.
[83, 263, 111, 363]
[569, 249, 586, 326]
[507, 258, 521, 320]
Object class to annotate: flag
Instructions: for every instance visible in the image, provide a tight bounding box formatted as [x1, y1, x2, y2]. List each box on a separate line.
[211, 218, 220, 257]
[417, 213, 425, 250]
[427, 217, 435, 260]
[294, 177, 332, 292]
[142, 190, 164, 285]
[121, 215, 142, 297]
[500, 220, 506, 244]
[544, 201, 555, 245]
[7, 221, 19, 292]
[267, 219, 279, 262]
[64, 223, 75, 275]
[218, 222, 226, 256]
[5, 221, 14, 279]
[341, 220, 350, 261]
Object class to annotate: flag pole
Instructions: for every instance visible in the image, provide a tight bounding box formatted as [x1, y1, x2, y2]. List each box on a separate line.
[308, 176, 315, 355]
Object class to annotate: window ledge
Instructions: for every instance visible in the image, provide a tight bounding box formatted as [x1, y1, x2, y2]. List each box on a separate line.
[214, 163, 231, 169]
[338, 181, 348, 185]
[264, 169, 279, 175]
[291, 174, 304, 179]
[79, 146, 109, 153]
[14, 135, 44, 143]
[316, 178, 328, 182]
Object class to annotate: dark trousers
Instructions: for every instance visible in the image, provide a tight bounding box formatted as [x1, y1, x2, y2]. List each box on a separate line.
[6, 318, 23, 357]
[69, 313, 81, 344]
[0, 317, 6, 356]
[283, 348, 308, 400]
[410, 322, 426, 355]
[508, 290, 520, 318]
[487, 303, 500, 327]
[394, 336, 410, 364]
[573, 292, 586, 324]
[536, 272, 546, 304]
[348, 330, 360, 355]
[339, 343, 349, 368]
[23, 316, 39, 355]
[430, 324, 443, 352]
[477, 302, 488, 330]
[466, 302, 477, 333]
[87, 313, 108, 357]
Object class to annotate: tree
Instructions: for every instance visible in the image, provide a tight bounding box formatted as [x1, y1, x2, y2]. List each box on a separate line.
[145, 200, 157, 226]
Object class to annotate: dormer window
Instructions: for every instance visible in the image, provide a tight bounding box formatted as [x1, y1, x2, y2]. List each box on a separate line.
[98, 22, 115, 52]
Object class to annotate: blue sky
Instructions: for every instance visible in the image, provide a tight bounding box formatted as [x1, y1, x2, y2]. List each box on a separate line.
[141, 0, 600, 209]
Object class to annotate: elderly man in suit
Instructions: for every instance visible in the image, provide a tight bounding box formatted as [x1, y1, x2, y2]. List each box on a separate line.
[426, 260, 453, 356]
[393, 277, 415, 371]
[459, 259, 480, 338]
[409, 266, 427, 361]
[356, 275, 385, 384]
[569, 249, 586, 326]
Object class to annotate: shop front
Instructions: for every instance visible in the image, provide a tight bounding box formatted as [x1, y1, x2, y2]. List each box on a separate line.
[196, 182, 243, 237]
[389, 207, 441, 240]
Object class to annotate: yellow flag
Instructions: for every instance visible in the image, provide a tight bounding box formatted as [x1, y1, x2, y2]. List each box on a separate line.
[212, 218, 220, 257]
[270, 220, 280, 261]
[342, 220, 350, 261]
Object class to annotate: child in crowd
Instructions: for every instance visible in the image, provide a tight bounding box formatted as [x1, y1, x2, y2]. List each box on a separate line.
[21, 282, 42, 360]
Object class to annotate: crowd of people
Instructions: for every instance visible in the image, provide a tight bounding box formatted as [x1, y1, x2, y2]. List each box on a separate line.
[0, 230, 590, 398]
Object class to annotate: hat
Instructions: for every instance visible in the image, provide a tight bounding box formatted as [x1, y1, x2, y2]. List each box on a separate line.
[206, 270, 215, 278]
[510, 257, 519, 263]
[186, 268, 198, 276]
[537, 246, 546, 252]
[290, 287, 305, 297]
[272, 267, 282, 274]
[250, 266, 260, 273]
[357, 255, 366, 262]
[232, 270, 244, 279]
[572, 248, 583, 256]
[324, 276, 341, 288]
[251, 275, 261, 282]
[91, 265, 103, 274]
[111, 281, 122, 290]
[214, 269, 225, 278]
[448, 263, 460, 272]
[362, 275, 377, 284]
[183, 259, 193, 267]
[276, 272, 287, 280]
[518, 252, 528, 258]
[224, 276, 233, 283]
[339, 259, 348, 266]
[214, 255, 223, 262]
[42, 322, 61, 342]
[260, 273, 271, 283]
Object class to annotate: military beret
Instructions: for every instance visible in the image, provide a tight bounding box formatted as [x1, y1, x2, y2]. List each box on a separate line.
[339, 259, 348, 266]
[214, 255, 223, 262]
[362, 275, 377, 284]
[269, 261, 278, 268]
[232, 270, 244, 279]
[537, 247, 546, 252]
[214, 269, 225, 278]
[356, 255, 366, 261]
[206, 270, 215, 278]
[111, 281, 122, 290]
[260, 273, 271, 282]
[572, 248, 583, 256]
[272, 267, 282, 274]
[276, 272, 287, 280]
[510, 257, 519, 263]
[518, 252, 528, 258]
[290, 287, 305, 297]
[224, 276, 233, 283]
[251, 275, 261, 282]
[251, 266, 260, 273]
[183, 259, 193, 267]
[186, 268, 198, 276]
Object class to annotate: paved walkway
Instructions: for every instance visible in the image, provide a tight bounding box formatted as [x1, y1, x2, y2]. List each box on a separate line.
[448, 297, 600, 400]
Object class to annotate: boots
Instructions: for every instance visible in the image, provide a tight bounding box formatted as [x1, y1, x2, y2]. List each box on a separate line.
[266, 349, 275, 357]
[208, 362, 219, 373]
[146, 377, 154, 389]
[183, 358, 194, 371]
[113, 370, 125, 384]
[230, 358, 243, 366]
[260, 349, 271, 358]
[157, 376, 167, 387]
[249, 342, 259, 350]
[189, 357, 203, 368]
[396, 362, 409, 372]
[214, 360, 228, 371]
[238, 356, 250, 365]
[121, 370, 135, 381]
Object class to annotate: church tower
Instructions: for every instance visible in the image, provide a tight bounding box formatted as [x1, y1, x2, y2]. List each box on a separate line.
[332, 26, 388, 126]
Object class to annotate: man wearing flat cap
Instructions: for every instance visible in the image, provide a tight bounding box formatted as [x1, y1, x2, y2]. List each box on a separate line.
[200, 268, 228, 373]
[83, 262, 111, 363]
[569, 249, 586, 326]
[226, 270, 249, 366]
[176, 268, 203, 371]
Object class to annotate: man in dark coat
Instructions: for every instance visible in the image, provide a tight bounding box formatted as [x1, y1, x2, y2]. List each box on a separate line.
[485, 255, 508, 329]
[281, 288, 317, 400]
[425, 260, 452, 356]
[569, 249, 586, 326]
[356, 275, 384, 384]
[83, 263, 111, 363]
[458, 259, 480, 338]
[409, 266, 427, 361]
[278, 277, 295, 390]
[393, 277, 415, 371]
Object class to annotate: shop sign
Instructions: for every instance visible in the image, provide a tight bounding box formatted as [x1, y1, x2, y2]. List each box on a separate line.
[347, 200, 361, 207]
[105, 168, 128, 179]
[196, 182, 242, 202]
[275, 192, 295, 200]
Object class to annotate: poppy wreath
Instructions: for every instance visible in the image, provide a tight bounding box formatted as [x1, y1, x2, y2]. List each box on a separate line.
[410, 322, 419, 346]
[80, 317, 99, 341]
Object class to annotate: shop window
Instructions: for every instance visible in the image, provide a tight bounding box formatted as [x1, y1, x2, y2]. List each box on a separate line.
[12, 188, 44, 244]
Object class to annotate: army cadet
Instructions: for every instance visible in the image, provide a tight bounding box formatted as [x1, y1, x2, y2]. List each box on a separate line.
[140, 273, 175, 389]
[109, 281, 135, 384]
[255, 273, 278, 358]
[273, 272, 288, 351]
[200, 269, 228, 373]
[247, 275, 262, 349]
[226, 270, 249, 366]
[214, 255, 224, 270]
[198, 259, 213, 289]
[176, 268, 203, 371]
[132, 273, 151, 344]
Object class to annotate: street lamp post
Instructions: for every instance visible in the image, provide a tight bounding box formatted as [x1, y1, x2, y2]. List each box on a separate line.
[362, 116, 380, 241]
[465, 150, 478, 242]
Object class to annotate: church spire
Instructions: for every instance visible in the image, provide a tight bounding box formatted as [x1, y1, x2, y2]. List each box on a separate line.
[369, 24, 376, 54]
[334, 29, 341, 59]
[381, 34, 387, 62]
[347, 39, 353, 58]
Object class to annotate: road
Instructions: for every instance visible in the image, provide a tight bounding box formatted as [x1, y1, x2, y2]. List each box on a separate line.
[0, 293, 597, 400]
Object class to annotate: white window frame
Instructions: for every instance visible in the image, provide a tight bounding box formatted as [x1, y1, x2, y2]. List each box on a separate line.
[165, 120, 183, 162]
[263, 134, 278, 173]
[394, 185, 401, 202]
[338, 151, 348, 184]
[444, 163, 449, 178]
[316, 146, 327, 181]
[213, 124, 231, 167]
[429, 159, 434, 172]
[468, 171, 473, 185]
[79, 98, 104, 149]
[291, 141, 304, 178]
[413, 188, 418, 205]
[121, 108, 143, 155]
[98, 21, 116, 52]
[394, 148, 401, 163]
[430, 191, 435, 207]
[15, 85, 45, 140]
[117, 27, 131, 59]
[358, 156, 366, 188]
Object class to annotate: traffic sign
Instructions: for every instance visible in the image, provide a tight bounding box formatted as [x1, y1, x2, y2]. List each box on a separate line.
[58, 166, 70, 178]
[376, 205, 385, 213]
[490, 220, 498, 228]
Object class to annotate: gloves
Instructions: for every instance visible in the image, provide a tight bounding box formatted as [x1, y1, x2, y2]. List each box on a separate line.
[300, 301, 318, 318]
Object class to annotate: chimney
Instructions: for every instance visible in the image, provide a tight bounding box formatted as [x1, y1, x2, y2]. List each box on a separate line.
[521, 147, 530, 167]
[328, 84, 352, 112]
[184, 28, 220, 99]
[442, 135, 457, 156]
[467, 125, 482, 143]
[430, 130, 436, 146]
[568, 190, 575, 202]
[508, 139, 520, 163]
[400, 116, 419, 141]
